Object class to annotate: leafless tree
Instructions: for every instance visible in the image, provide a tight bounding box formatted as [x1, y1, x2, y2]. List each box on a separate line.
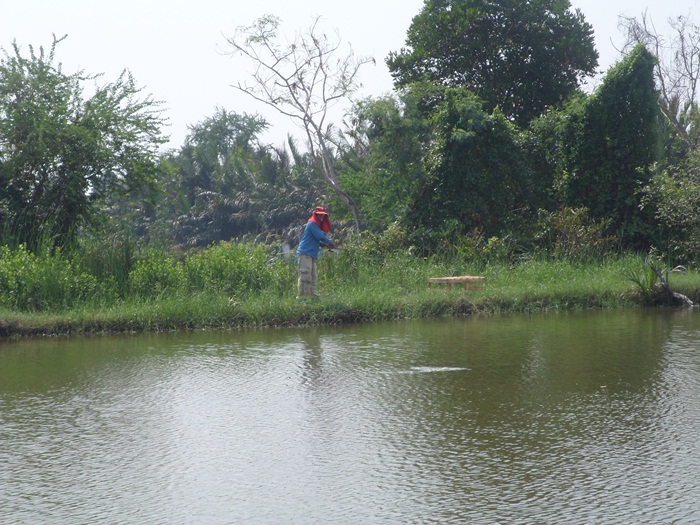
[224, 15, 375, 231]
[620, 11, 700, 149]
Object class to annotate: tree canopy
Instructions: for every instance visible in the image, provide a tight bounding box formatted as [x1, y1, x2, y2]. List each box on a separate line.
[387, 0, 599, 126]
[539, 44, 660, 247]
[0, 36, 166, 249]
[403, 85, 532, 242]
[336, 91, 430, 231]
[5, 8, 700, 265]
[158, 108, 323, 246]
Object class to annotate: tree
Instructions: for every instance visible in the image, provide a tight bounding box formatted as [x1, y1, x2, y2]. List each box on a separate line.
[387, 0, 598, 126]
[167, 109, 269, 245]
[157, 109, 324, 246]
[404, 85, 532, 246]
[621, 12, 700, 152]
[335, 91, 430, 231]
[224, 15, 375, 230]
[552, 45, 660, 247]
[641, 160, 700, 261]
[180, 108, 268, 203]
[620, 12, 700, 260]
[0, 36, 166, 249]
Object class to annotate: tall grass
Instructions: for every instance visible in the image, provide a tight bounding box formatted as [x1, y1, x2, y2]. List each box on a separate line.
[0, 237, 698, 337]
[320, 249, 647, 313]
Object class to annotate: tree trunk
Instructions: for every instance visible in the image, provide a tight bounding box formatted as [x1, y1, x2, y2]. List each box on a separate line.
[313, 127, 362, 231]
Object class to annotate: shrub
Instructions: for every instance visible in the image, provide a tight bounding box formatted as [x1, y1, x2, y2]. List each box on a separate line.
[183, 242, 274, 297]
[534, 207, 616, 259]
[129, 250, 186, 299]
[0, 244, 98, 311]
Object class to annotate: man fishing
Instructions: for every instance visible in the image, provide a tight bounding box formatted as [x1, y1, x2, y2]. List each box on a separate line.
[296, 206, 335, 299]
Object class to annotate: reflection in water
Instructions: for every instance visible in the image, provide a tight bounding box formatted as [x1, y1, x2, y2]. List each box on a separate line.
[1, 309, 700, 524]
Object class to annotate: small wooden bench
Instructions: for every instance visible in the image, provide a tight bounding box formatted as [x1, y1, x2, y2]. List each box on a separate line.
[428, 275, 486, 292]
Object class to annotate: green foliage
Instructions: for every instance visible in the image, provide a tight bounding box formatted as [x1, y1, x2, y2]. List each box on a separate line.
[622, 256, 661, 305]
[0, 37, 166, 250]
[129, 242, 295, 300]
[640, 156, 700, 264]
[127, 242, 293, 301]
[404, 86, 535, 250]
[128, 250, 187, 299]
[534, 207, 616, 259]
[3, 234, 700, 335]
[0, 237, 298, 312]
[156, 110, 324, 246]
[619, 253, 693, 307]
[319, 242, 433, 296]
[163, 109, 269, 245]
[74, 231, 139, 299]
[387, 0, 598, 126]
[0, 244, 98, 311]
[183, 242, 274, 297]
[548, 45, 660, 247]
[374, 222, 413, 255]
[338, 93, 429, 231]
[453, 230, 518, 265]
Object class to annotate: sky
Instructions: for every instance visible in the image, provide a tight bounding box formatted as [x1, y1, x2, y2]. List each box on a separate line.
[2, 0, 698, 150]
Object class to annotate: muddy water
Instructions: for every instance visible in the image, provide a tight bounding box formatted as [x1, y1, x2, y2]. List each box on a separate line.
[2, 309, 699, 524]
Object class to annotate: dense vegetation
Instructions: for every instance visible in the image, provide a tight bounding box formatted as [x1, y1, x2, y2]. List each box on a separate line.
[2, 1, 700, 337]
[386, 0, 599, 126]
[1, 240, 698, 338]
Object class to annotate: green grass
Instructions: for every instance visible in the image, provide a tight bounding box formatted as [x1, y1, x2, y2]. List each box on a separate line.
[1, 247, 699, 339]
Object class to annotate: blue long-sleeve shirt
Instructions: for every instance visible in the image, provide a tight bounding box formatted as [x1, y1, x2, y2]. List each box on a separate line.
[297, 222, 333, 259]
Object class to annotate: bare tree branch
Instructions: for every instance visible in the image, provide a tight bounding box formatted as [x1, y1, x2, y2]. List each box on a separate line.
[620, 11, 700, 150]
[224, 16, 373, 231]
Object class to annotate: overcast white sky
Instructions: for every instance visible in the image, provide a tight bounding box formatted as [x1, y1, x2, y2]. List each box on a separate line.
[2, 0, 698, 149]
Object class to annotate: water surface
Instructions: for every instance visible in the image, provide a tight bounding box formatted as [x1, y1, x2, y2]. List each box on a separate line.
[2, 309, 700, 524]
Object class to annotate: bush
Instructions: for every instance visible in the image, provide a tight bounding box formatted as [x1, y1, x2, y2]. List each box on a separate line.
[129, 250, 186, 299]
[534, 207, 616, 259]
[0, 244, 98, 311]
[183, 242, 277, 297]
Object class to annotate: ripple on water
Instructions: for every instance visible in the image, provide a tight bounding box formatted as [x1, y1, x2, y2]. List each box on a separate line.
[2, 313, 700, 524]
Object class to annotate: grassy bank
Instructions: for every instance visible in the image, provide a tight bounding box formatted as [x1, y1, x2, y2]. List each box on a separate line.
[1, 244, 698, 339]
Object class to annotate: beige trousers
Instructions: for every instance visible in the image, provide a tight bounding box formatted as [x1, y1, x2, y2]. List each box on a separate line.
[297, 254, 318, 297]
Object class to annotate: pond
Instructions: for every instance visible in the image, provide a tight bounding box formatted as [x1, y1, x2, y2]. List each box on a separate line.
[1, 308, 700, 524]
